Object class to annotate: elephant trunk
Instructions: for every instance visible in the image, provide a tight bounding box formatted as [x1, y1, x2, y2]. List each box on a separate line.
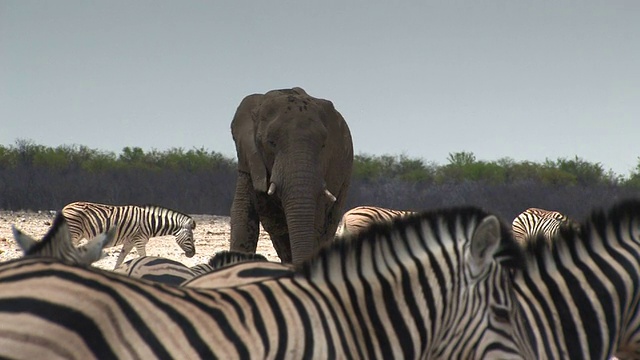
[272, 152, 323, 266]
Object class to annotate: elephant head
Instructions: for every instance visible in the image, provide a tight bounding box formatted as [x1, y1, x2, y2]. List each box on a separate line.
[229, 87, 353, 265]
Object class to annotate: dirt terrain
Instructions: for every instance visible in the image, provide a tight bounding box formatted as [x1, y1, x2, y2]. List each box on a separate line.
[0, 210, 280, 269]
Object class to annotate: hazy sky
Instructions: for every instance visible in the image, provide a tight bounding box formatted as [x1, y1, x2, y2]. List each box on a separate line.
[2, 1, 639, 176]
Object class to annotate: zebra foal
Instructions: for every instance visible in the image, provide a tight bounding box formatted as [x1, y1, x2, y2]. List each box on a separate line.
[0, 206, 523, 359]
[336, 205, 415, 238]
[62, 201, 196, 269]
[509, 199, 640, 359]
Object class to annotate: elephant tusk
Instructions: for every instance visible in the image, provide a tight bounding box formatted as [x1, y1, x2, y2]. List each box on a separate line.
[324, 189, 337, 202]
[267, 182, 276, 195]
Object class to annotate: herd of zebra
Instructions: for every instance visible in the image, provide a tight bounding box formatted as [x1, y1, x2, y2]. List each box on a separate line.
[0, 199, 639, 358]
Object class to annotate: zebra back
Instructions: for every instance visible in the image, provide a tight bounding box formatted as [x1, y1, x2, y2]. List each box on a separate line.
[336, 205, 415, 238]
[114, 252, 271, 286]
[511, 207, 574, 244]
[11, 211, 114, 266]
[183, 261, 293, 288]
[114, 256, 197, 286]
[206, 250, 269, 271]
[0, 206, 523, 359]
[62, 202, 120, 244]
[511, 199, 640, 359]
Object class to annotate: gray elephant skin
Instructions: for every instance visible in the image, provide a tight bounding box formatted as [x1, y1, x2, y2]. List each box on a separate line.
[229, 87, 353, 265]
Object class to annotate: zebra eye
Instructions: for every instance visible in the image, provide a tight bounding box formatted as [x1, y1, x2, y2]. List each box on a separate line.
[490, 305, 510, 324]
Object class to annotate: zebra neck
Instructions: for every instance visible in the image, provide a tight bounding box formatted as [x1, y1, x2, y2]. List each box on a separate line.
[300, 223, 454, 347]
[513, 215, 640, 359]
[141, 206, 186, 235]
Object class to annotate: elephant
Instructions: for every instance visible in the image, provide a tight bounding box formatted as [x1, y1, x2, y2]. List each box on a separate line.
[229, 87, 353, 266]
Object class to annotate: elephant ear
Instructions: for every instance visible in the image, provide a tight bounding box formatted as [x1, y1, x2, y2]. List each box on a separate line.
[231, 94, 269, 193]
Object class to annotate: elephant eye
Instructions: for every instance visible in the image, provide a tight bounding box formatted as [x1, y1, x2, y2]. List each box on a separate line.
[267, 140, 276, 148]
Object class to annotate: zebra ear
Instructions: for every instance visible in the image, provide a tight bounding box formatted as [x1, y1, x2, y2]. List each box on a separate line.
[79, 226, 116, 263]
[12, 226, 37, 253]
[469, 215, 501, 274]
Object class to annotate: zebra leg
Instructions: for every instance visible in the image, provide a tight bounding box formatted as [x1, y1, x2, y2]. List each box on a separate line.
[135, 239, 147, 258]
[114, 239, 136, 269]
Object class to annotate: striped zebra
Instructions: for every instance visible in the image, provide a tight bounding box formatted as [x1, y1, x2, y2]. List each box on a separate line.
[0, 205, 523, 359]
[336, 205, 415, 238]
[114, 256, 200, 286]
[183, 260, 293, 289]
[11, 211, 115, 266]
[509, 199, 640, 359]
[511, 207, 577, 244]
[62, 201, 196, 269]
[205, 250, 268, 270]
[115, 251, 268, 286]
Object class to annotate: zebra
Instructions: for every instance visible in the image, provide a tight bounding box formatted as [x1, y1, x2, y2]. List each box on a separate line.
[204, 250, 268, 270]
[114, 251, 268, 286]
[183, 260, 293, 289]
[11, 211, 115, 266]
[508, 199, 640, 359]
[336, 205, 415, 238]
[0, 205, 523, 359]
[61, 201, 196, 269]
[114, 256, 200, 286]
[511, 207, 577, 244]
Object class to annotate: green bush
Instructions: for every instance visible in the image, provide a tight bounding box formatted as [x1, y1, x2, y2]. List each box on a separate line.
[0, 139, 638, 214]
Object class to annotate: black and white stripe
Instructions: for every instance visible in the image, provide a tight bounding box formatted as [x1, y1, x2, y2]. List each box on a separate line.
[336, 205, 415, 238]
[511, 207, 576, 244]
[114, 256, 199, 286]
[12, 211, 114, 266]
[510, 200, 640, 359]
[183, 260, 292, 289]
[61, 201, 196, 269]
[115, 251, 268, 286]
[203, 250, 268, 270]
[0, 206, 522, 359]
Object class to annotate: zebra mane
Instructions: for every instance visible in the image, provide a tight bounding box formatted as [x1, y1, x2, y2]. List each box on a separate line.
[207, 251, 269, 270]
[296, 206, 523, 276]
[521, 199, 640, 263]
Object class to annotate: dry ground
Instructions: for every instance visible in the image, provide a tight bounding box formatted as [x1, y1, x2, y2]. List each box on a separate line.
[0, 210, 280, 269]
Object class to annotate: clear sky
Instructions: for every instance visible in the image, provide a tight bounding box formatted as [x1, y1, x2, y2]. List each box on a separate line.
[2, 1, 639, 176]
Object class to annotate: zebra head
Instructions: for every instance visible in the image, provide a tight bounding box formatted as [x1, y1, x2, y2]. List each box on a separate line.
[174, 218, 196, 258]
[437, 213, 524, 359]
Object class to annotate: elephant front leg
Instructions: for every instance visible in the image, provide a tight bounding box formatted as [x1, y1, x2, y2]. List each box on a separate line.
[269, 233, 292, 264]
[230, 171, 260, 254]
